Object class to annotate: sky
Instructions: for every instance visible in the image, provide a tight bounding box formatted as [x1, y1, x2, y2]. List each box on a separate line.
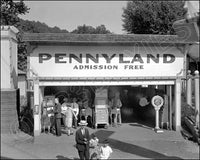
[19, 1, 128, 34]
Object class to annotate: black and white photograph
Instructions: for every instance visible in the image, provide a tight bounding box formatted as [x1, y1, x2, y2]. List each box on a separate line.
[1, 0, 199, 159]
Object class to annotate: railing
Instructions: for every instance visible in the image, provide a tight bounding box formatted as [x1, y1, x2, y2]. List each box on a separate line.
[185, 70, 199, 144]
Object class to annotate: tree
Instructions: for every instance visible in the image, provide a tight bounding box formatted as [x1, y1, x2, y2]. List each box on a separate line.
[17, 19, 69, 33]
[122, 1, 187, 34]
[1, 0, 30, 71]
[1, 0, 29, 26]
[71, 24, 111, 34]
[95, 25, 111, 34]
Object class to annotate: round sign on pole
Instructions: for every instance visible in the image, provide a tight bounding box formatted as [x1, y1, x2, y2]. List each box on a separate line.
[151, 95, 164, 110]
[151, 95, 164, 133]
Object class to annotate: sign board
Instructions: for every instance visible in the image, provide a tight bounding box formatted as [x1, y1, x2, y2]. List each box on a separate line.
[29, 45, 184, 78]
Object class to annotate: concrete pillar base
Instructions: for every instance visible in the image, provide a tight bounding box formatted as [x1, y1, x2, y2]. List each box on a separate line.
[34, 130, 40, 136]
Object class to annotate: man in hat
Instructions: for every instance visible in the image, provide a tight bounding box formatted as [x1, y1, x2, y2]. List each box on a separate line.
[75, 120, 90, 160]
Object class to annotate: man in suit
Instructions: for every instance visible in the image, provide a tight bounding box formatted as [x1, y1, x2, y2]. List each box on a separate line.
[75, 120, 90, 160]
[54, 98, 62, 136]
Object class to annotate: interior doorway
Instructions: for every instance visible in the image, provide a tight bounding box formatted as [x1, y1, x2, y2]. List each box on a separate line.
[43, 85, 167, 128]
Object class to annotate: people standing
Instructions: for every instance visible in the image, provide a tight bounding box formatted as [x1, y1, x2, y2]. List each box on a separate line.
[41, 106, 51, 134]
[99, 139, 113, 160]
[61, 98, 71, 130]
[72, 97, 79, 129]
[112, 93, 122, 126]
[75, 120, 90, 160]
[54, 98, 62, 136]
[64, 102, 75, 136]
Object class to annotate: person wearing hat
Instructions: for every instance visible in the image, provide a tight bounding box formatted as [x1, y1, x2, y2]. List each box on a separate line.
[99, 139, 113, 160]
[75, 120, 90, 160]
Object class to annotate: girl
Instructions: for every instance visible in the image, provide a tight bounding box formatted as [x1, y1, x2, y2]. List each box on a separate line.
[41, 107, 51, 134]
[89, 133, 100, 160]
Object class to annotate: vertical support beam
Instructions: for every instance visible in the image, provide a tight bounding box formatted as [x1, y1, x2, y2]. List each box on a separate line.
[38, 86, 44, 134]
[175, 78, 182, 131]
[33, 79, 40, 136]
[194, 70, 199, 127]
[187, 70, 192, 105]
[167, 85, 173, 130]
[169, 85, 173, 130]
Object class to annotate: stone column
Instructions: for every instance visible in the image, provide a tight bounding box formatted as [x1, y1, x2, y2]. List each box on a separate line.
[33, 79, 40, 136]
[1, 26, 18, 89]
[174, 78, 182, 131]
[186, 70, 192, 106]
[1, 26, 19, 133]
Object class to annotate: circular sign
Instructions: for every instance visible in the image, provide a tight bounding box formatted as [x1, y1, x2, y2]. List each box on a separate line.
[151, 95, 164, 110]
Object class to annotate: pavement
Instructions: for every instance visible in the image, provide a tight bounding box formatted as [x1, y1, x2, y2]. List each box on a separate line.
[1, 123, 199, 159]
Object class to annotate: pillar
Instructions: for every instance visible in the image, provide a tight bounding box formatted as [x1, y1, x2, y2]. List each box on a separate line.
[33, 79, 40, 136]
[1, 26, 18, 89]
[174, 78, 182, 131]
[186, 70, 192, 105]
[194, 70, 199, 127]
[1, 26, 19, 134]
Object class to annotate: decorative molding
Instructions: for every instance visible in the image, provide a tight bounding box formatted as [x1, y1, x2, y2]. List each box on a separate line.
[1, 26, 18, 34]
[26, 42, 38, 56]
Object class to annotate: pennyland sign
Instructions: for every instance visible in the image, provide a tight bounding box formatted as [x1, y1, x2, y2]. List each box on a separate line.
[29, 46, 184, 78]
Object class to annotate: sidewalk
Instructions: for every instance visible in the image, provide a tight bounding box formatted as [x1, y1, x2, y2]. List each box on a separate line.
[1, 123, 199, 159]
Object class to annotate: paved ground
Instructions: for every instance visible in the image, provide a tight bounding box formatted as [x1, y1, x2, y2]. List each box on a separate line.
[1, 123, 199, 159]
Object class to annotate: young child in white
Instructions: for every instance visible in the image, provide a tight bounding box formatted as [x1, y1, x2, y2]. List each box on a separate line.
[100, 139, 113, 160]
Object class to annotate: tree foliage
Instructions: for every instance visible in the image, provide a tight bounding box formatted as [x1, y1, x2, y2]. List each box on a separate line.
[1, 0, 30, 72]
[1, 0, 29, 26]
[122, 1, 187, 34]
[71, 24, 111, 34]
[18, 19, 69, 33]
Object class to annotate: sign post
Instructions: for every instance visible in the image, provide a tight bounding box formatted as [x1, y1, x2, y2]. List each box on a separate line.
[151, 95, 164, 133]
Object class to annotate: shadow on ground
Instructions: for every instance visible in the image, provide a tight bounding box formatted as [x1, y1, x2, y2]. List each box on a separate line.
[92, 130, 183, 159]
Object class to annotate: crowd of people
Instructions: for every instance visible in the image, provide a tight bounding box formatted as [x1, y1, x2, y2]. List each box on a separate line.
[40, 94, 123, 159]
[41, 96, 81, 136]
[41, 94, 123, 134]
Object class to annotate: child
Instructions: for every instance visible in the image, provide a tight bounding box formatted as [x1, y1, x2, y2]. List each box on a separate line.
[99, 139, 113, 160]
[89, 133, 100, 160]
